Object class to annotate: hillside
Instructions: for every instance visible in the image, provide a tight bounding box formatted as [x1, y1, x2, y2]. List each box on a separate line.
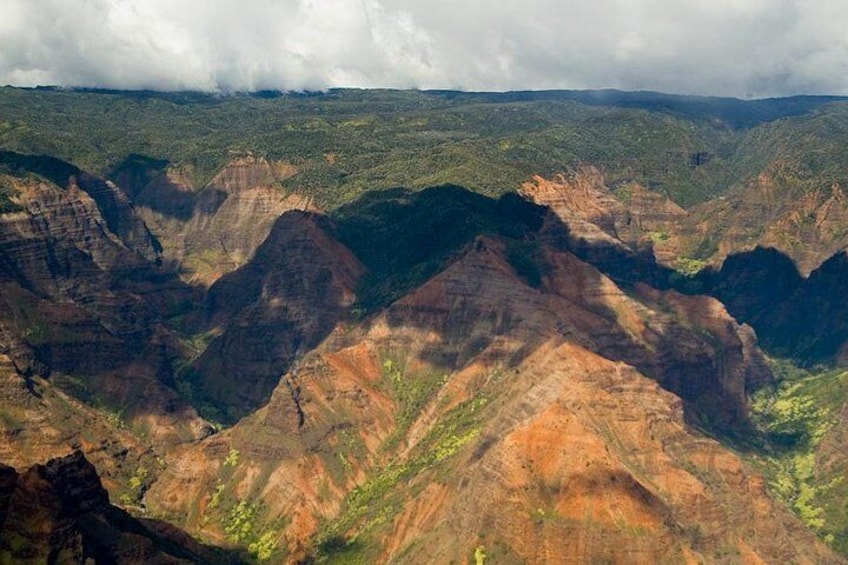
[1, 87, 848, 562]
[0, 450, 239, 563]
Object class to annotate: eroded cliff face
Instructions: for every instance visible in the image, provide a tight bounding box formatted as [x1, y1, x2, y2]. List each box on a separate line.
[0, 451, 237, 564]
[185, 211, 364, 422]
[116, 155, 311, 285]
[521, 165, 848, 283]
[0, 172, 207, 445]
[0, 157, 842, 563]
[520, 169, 631, 243]
[142, 235, 825, 564]
[520, 169, 688, 270]
[386, 342, 828, 564]
[679, 171, 848, 276]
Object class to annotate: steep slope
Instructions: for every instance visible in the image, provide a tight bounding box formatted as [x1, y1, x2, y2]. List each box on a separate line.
[0, 351, 151, 494]
[518, 169, 678, 286]
[671, 104, 848, 274]
[680, 172, 848, 275]
[142, 230, 832, 563]
[183, 210, 364, 422]
[111, 154, 311, 285]
[762, 250, 848, 362]
[745, 362, 848, 555]
[695, 246, 848, 365]
[0, 451, 238, 564]
[4, 87, 848, 563]
[0, 159, 207, 443]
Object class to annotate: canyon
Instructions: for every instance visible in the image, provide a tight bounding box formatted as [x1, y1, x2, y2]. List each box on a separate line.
[1, 88, 848, 562]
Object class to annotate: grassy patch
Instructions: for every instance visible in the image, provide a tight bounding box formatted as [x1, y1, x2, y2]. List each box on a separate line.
[313, 392, 487, 561]
[748, 358, 848, 552]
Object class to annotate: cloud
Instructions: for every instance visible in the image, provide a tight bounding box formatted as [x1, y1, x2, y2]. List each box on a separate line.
[1, 0, 846, 97]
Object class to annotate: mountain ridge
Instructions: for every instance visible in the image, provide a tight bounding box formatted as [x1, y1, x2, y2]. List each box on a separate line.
[2, 88, 848, 561]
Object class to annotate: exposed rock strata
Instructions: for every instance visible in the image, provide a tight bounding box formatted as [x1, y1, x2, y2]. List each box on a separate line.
[144, 235, 814, 564]
[188, 211, 364, 420]
[0, 451, 236, 564]
[0, 172, 204, 441]
[115, 155, 310, 285]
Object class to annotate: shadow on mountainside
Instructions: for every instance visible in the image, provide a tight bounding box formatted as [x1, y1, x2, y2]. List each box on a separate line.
[694, 245, 848, 365]
[0, 451, 244, 564]
[0, 160, 772, 436]
[316, 185, 768, 434]
[108, 154, 197, 221]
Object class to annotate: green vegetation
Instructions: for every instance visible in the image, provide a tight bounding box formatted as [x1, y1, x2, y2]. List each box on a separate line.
[202, 451, 281, 562]
[314, 390, 488, 562]
[224, 500, 259, 544]
[209, 484, 226, 509]
[474, 545, 487, 565]
[6, 86, 848, 561]
[379, 356, 448, 452]
[0, 86, 807, 212]
[224, 448, 240, 467]
[248, 531, 278, 562]
[749, 359, 848, 552]
[118, 465, 150, 507]
[674, 257, 708, 276]
[221, 498, 280, 560]
[327, 186, 548, 312]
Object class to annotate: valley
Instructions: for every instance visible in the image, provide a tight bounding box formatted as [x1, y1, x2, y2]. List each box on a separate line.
[1, 87, 848, 563]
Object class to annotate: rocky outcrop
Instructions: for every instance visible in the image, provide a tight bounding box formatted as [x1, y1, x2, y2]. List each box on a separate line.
[679, 171, 848, 276]
[519, 170, 688, 257]
[0, 451, 237, 564]
[187, 211, 364, 421]
[387, 342, 833, 564]
[520, 169, 631, 241]
[520, 170, 677, 287]
[115, 154, 310, 285]
[0, 173, 189, 373]
[624, 183, 689, 263]
[386, 235, 767, 430]
[0, 171, 205, 442]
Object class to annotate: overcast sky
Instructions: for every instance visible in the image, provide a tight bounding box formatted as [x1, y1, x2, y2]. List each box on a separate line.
[2, 0, 847, 98]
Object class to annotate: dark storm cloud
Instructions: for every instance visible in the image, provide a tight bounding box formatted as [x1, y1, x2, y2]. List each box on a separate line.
[1, 0, 847, 97]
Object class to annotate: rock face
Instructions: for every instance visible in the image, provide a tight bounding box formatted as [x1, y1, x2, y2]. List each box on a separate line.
[0, 451, 237, 564]
[517, 168, 689, 261]
[386, 236, 766, 430]
[113, 154, 311, 285]
[0, 153, 841, 563]
[386, 342, 829, 565]
[187, 211, 364, 421]
[0, 174, 161, 375]
[679, 172, 848, 276]
[520, 169, 631, 242]
[519, 170, 678, 287]
[0, 166, 205, 442]
[144, 233, 827, 564]
[4, 89, 848, 564]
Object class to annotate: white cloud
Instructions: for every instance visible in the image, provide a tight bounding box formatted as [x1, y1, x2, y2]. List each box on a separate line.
[0, 0, 846, 97]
